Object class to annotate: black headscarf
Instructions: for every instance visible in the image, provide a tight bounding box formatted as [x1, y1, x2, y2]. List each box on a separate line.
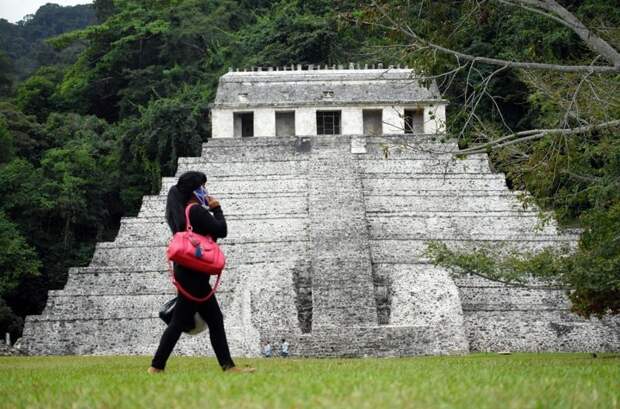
[166, 171, 207, 233]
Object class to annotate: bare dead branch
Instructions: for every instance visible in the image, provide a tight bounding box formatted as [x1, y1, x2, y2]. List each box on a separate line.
[371, 0, 620, 73]
[457, 120, 620, 154]
[496, 0, 579, 30]
[503, 0, 620, 67]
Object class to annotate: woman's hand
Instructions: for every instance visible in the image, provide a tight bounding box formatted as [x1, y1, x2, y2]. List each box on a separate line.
[207, 196, 220, 209]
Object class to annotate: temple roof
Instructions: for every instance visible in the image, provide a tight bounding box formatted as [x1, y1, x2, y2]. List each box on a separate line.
[212, 68, 445, 108]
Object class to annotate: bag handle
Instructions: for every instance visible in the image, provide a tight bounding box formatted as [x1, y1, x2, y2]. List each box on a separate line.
[184, 203, 196, 232]
[168, 260, 222, 303]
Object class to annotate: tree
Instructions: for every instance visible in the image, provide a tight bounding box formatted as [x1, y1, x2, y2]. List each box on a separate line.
[364, 0, 620, 316]
[0, 212, 40, 298]
[0, 102, 50, 162]
[0, 208, 41, 342]
[15, 66, 65, 121]
[0, 116, 14, 163]
[0, 51, 13, 98]
[116, 90, 207, 210]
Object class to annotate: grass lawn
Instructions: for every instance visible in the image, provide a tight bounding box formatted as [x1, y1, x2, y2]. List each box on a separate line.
[1, 353, 618, 409]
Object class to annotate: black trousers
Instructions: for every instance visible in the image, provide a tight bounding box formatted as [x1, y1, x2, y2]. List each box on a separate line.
[151, 291, 235, 370]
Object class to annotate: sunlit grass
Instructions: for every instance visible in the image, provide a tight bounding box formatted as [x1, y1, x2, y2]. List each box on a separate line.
[1, 353, 618, 409]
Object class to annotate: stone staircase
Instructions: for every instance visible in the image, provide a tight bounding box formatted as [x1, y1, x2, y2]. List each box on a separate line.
[18, 135, 619, 356]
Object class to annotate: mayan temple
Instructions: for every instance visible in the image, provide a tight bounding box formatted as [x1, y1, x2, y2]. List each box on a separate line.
[18, 65, 619, 356]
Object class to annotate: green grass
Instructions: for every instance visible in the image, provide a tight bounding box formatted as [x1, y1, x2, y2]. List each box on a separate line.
[1, 354, 618, 409]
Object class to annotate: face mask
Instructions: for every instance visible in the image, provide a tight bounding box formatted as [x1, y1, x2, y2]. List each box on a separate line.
[193, 186, 209, 206]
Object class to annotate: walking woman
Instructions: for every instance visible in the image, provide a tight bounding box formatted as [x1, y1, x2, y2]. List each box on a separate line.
[149, 171, 254, 373]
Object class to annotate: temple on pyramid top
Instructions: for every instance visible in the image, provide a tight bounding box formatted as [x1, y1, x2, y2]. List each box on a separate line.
[211, 66, 447, 138]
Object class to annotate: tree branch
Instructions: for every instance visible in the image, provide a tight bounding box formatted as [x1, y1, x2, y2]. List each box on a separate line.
[457, 120, 620, 154]
[503, 0, 620, 67]
[371, 0, 620, 73]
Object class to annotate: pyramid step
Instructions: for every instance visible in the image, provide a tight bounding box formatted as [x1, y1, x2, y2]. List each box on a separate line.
[362, 174, 508, 191]
[90, 235, 574, 271]
[365, 135, 459, 151]
[38, 293, 173, 320]
[138, 194, 307, 218]
[365, 193, 534, 213]
[176, 160, 309, 179]
[102, 221, 576, 248]
[39, 262, 301, 329]
[19, 316, 268, 356]
[60, 267, 170, 294]
[138, 192, 535, 218]
[176, 158, 492, 179]
[159, 176, 308, 195]
[160, 174, 509, 194]
[360, 158, 491, 174]
[369, 239, 575, 264]
[61, 260, 309, 296]
[199, 143, 475, 162]
[361, 143, 464, 160]
[114, 216, 308, 243]
[369, 214, 563, 238]
[201, 141, 302, 162]
[183, 152, 307, 164]
[118, 211, 566, 243]
[90, 241, 308, 268]
[267, 325, 469, 357]
[459, 286, 570, 310]
[463, 311, 619, 352]
[358, 149, 480, 161]
[203, 136, 297, 149]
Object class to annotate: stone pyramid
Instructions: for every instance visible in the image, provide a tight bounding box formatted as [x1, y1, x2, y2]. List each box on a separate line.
[18, 135, 619, 356]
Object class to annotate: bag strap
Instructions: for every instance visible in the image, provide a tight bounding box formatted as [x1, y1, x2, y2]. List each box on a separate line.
[168, 260, 222, 303]
[184, 203, 197, 232]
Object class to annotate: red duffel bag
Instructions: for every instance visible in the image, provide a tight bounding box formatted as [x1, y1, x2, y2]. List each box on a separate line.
[167, 203, 226, 302]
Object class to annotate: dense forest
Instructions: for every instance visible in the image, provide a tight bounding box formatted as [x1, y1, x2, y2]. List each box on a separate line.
[0, 3, 96, 81]
[0, 0, 618, 342]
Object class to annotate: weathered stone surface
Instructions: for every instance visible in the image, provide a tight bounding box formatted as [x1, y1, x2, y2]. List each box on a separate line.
[17, 134, 619, 357]
[463, 311, 619, 352]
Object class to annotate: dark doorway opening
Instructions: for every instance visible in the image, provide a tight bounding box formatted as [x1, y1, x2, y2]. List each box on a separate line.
[404, 109, 424, 134]
[363, 109, 383, 135]
[234, 112, 254, 137]
[276, 111, 296, 137]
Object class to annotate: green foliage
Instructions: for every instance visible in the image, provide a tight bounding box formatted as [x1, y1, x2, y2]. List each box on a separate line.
[0, 113, 119, 335]
[0, 212, 41, 298]
[0, 51, 14, 98]
[0, 102, 49, 162]
[0, 116, 14, 163]
[236, 0, 339, 66]
[53, 0, 243, 120]
[0, 212, 40, 342]
[0, 298, 23, 342]
[15, 66, 65, 121]
[0, 4, 95, 80]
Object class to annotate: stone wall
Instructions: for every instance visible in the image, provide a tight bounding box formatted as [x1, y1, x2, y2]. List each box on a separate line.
[17, 135, 619, 356]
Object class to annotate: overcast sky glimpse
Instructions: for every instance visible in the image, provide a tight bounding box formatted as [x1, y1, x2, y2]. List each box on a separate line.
[0, 1, 93, 23]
